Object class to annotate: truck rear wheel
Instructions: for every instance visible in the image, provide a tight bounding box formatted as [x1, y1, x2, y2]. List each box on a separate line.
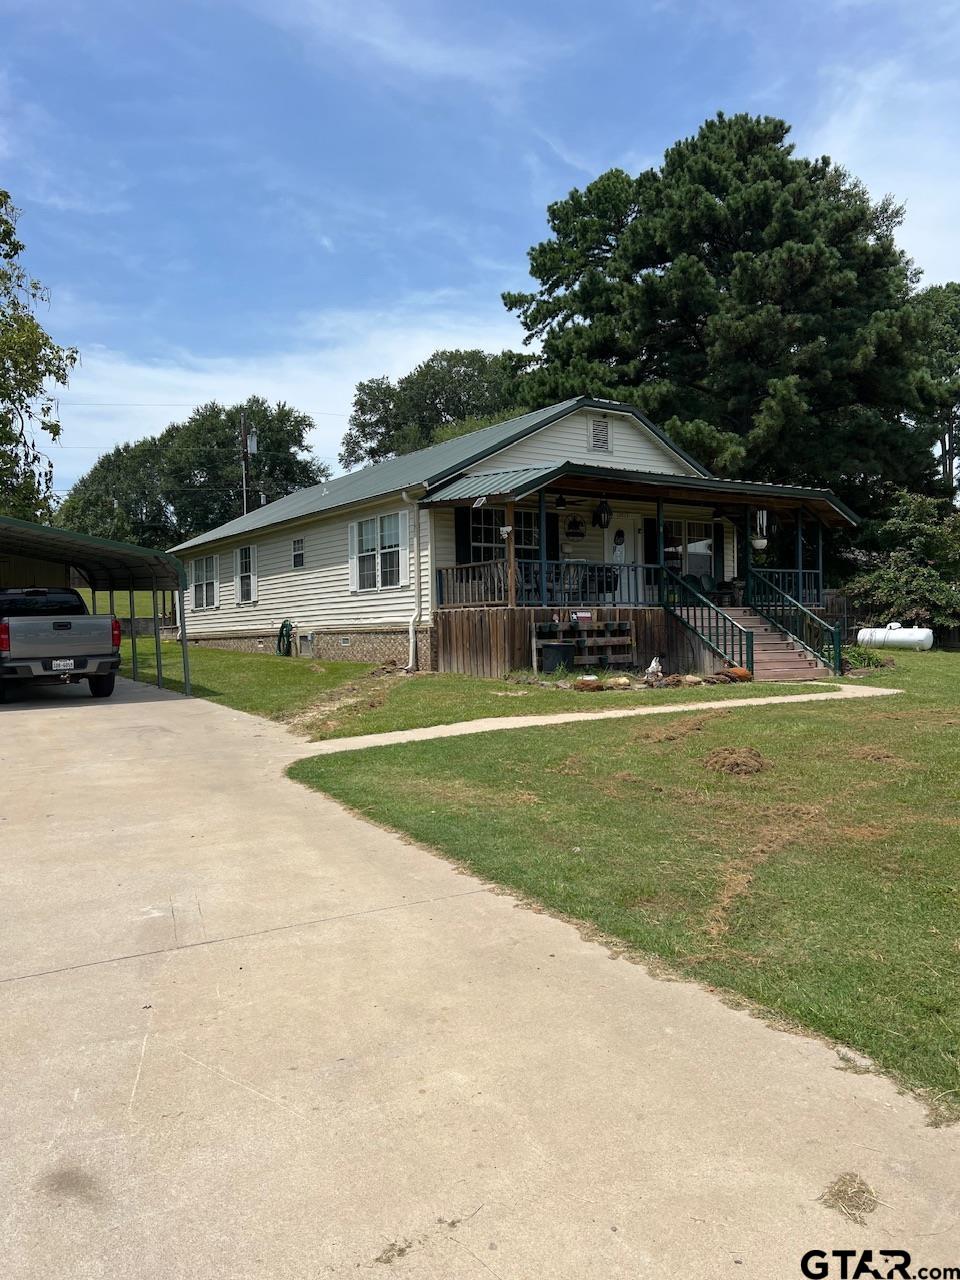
[89, 673, 116, 699]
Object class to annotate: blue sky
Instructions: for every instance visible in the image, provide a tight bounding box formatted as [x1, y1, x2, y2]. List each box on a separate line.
[3, 0, 959, 491]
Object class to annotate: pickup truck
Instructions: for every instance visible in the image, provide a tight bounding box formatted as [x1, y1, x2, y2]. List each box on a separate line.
[0, 587, 121, 701]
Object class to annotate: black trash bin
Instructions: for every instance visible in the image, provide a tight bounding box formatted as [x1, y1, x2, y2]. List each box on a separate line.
[541, 642, 575, 674]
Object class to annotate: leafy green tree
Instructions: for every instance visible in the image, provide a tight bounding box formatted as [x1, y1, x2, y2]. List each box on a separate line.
[55, 438, 175, 549]
[0, 190, 78, 520]
[339, 349, 529, 469]
[847, 492, 960, 627]
[912, 282, 960, 495]
[57, 397, 329, 544]
[160, 397, 328, 535]
[505, 113, 939, 510]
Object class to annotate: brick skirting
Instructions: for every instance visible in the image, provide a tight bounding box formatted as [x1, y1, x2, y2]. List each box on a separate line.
[183, 626, 438, 669]
[311, 627, 436, 670]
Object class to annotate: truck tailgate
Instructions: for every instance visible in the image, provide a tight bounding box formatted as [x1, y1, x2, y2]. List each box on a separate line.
[7, 615, 115, 660]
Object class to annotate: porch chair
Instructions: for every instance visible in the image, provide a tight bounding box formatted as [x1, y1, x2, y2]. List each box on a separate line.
[699, 574, 735, 607]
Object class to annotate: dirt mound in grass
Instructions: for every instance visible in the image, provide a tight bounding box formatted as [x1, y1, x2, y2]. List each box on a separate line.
[703, 746, 769, 776]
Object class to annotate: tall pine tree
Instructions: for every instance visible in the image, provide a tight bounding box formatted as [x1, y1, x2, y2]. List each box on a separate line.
[505, 113, 939, 510]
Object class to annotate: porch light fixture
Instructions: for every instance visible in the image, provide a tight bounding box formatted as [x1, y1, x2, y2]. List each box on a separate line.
[593, 498, 612, 529]
[555, 495, 567, 510]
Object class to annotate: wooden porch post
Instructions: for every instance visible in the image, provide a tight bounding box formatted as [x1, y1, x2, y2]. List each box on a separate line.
[538, 489, 547, 607]
[796, 506, 804, 599]
[656, 498, 665, 603]
[505, 500, 517, 608]
[744, 506, 753, 602]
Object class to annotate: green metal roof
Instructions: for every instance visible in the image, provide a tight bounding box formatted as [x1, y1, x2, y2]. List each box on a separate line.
[170, 397, 710, 552]
[424, 462, 859, 526]
[421, 467, 556, 502]
[0, 515, 186, 589]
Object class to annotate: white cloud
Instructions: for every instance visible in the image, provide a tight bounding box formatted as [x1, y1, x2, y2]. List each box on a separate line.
[235, 0, 564, 94]
[49, 298, 526, 492]
[799, 54, 960, 285]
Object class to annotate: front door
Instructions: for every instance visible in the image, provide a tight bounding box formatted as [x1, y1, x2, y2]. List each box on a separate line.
[605, 515, 658, 604]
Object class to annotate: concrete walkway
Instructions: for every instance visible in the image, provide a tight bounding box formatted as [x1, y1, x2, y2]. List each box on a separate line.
[308, 678, 901, 754]
[1, 678, 955, 1279]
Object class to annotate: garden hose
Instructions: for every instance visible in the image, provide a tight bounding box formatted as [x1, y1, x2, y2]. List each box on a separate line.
[276, 618, 294, 657]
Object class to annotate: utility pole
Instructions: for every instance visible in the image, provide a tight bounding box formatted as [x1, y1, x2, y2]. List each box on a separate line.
[240, 409, 249, 516]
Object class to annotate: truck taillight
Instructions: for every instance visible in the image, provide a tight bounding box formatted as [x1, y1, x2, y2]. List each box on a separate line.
[111, 617, 122, 649]
[0, 620, 8, 654]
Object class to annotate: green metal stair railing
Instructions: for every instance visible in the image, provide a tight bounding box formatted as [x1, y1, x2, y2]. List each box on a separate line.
[662, 568, 754, 673]
[747, 569, 842, 675]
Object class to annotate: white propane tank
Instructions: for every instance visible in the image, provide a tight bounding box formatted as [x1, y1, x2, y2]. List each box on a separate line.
[856, 621, 933, 651]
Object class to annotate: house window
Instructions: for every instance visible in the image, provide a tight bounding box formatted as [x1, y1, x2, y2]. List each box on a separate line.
[352, 511, 408, 591]
[192, 556, 217, 609]
[665, 519, 714, 579]
[235, 544, 257, 604]
[469, 507, 539, 562]
[590, 419, 610, 452]
[292, 537, 305, 569]
[378, 513, 401, 587]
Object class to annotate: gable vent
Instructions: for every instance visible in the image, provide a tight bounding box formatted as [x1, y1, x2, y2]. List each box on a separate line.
[590, 419, 610, 452]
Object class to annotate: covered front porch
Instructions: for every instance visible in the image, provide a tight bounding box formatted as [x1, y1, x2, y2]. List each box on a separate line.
[424, 463, 857, 678]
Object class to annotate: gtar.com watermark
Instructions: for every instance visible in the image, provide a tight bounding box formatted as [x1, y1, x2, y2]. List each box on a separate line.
[800, 1250, 960, 1279]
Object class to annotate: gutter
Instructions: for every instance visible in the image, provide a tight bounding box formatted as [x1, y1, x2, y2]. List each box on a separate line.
[401, 490, 422, 670]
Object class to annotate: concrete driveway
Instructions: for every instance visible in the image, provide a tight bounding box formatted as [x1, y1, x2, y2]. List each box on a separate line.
[1, 679, 957, 1278]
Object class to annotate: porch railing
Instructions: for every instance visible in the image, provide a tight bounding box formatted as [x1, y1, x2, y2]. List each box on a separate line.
[517, 560, 661, 607]
[752, 568, 822, 606]
[662, 568, 754, 672]
[746, 570, 842, 674]
[436, 560, 509, 606]
[436, 559, 662, 608]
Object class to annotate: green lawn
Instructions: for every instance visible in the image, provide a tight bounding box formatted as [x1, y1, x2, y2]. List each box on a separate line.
[120, 640, 368, 719]
[289, 651, 960, 1116]
[79, 588, 172, 618]
[123, 637, 835, 734]
[306, 672, 829, 739]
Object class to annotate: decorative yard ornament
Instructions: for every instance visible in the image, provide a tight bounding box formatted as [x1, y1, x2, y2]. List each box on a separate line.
[593, 498, 612, 529]
[645, 656, 662, 679]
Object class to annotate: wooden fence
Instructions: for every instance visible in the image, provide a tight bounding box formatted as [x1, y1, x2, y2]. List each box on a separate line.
[434, 606, 715, 678]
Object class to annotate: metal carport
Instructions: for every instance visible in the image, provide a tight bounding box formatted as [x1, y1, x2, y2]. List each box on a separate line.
[0, 516, 191, 693]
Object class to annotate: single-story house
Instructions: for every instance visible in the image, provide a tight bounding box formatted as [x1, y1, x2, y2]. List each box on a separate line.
[170, 396, 857, 680]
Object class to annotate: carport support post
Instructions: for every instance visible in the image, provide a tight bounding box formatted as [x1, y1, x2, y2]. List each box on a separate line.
[128, 587, 139, 682]
[177, 589, 191, 696]
[151, 577, 164, 690]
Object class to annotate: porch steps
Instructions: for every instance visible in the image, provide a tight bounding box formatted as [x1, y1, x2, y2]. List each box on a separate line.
[723, 608, 831, 682]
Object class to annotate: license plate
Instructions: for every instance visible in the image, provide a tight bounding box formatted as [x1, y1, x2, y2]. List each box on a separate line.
[51, 658, 75, 671]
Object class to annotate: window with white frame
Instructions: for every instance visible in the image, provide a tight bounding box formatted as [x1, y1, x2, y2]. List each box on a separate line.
[469, 507, 539, 562]
[235, 544, 257, 603]
[664, 519, 713, 578]
[292, 537, 305, 569]
[192, 555, 218, 609]
[350, 510, 408, 591]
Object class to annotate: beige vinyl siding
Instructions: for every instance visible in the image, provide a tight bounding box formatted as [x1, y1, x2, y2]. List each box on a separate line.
[184, 497, 426, 636]
[467, 410, 700, 477]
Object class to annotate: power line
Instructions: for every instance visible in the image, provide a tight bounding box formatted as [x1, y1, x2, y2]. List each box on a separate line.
[58, 401, 349, 417]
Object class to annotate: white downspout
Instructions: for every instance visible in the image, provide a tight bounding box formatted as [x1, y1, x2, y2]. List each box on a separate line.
[401, 490, 422, 670]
